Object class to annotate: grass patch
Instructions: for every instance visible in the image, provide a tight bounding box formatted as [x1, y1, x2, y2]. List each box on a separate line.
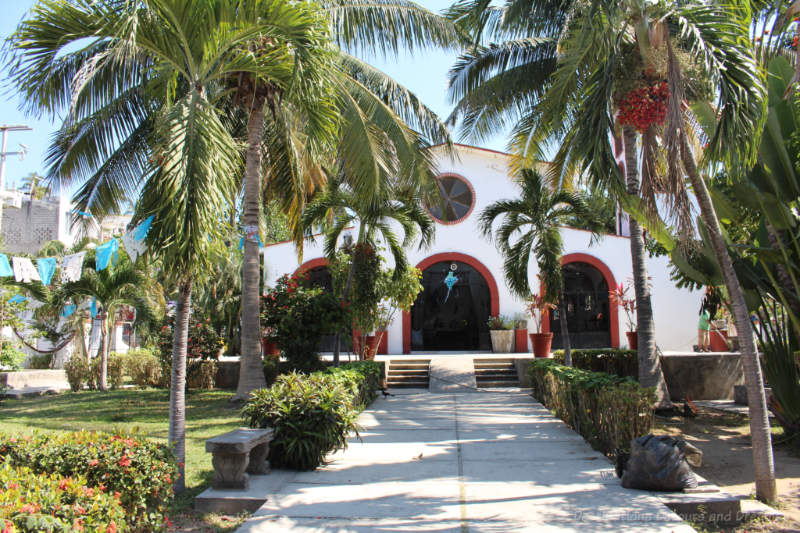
[0, 388, 242, 512]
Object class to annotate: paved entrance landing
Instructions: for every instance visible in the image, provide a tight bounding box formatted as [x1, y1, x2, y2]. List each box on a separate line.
[235, 390, 694, 532]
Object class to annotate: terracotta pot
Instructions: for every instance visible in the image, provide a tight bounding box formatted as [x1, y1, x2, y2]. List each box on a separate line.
[530, 333, 553, 358]
[364, 335, 379, 360]
[626, 331, 638, 350]
[709, 329, 729, 352]
[514, 329, 528, 353]
[261, 339, 279, 357]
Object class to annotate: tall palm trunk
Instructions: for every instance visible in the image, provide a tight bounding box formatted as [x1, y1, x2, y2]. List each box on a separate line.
[99, 311, 109, 391]
[169, 278, 192, 494]
[680, 135, 777, 502]
[622, 125, 670, 406]
[333, 226, 365, 365]
[559, 285, 572, 366]
[235, 96, 268, 400]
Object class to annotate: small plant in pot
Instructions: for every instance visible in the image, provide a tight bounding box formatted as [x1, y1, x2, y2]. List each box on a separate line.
[527, 292, 556, 357]
[487, 315, 515, 353]
[610, 282, 638, 350]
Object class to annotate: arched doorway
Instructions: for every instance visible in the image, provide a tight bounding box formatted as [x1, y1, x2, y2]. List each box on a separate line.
[293, 258, 352, 352]
[548, 255, 618, 349]
[403, 253, 499, 353]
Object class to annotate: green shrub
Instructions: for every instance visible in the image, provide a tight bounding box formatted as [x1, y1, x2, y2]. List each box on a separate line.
[0, 431, 178, 532]
[242, 361, 380, 470]
[124, 350, 162, 388]
[63, 357, 90, 392]
[262, 358, 281, 387]
[552, 348, 637, 377]
[187, 359, 217, 389]
[28, 353, 53, 369]
[0, 344, 27, 371]
[0, 462, 126, 533]
[528, 359, 655, 457]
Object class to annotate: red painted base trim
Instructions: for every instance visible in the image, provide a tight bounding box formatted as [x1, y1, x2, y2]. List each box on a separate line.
[402, 252, 500, 354]
[542, 253, 619, 349]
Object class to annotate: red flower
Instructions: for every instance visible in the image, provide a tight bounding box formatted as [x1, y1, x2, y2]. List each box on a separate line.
[107, 521, 118, 533]
[89, 459, 99, 467]
[118, 455, 131, 468]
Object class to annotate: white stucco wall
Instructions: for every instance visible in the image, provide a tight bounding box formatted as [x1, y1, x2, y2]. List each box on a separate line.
[262, 145, 702, 353]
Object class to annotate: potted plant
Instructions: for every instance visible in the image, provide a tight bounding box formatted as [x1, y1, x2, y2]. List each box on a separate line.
[527, 292, 555, 357]
[487, 315, 514, 353]
[610, 282, 638, 350]
[512, 313, 528, 353]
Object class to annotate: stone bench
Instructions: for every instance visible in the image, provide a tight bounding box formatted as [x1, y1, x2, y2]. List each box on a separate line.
[206, 428, 274, 490]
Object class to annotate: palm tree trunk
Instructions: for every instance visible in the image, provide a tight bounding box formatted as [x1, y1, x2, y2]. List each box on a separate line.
[99, 312, 109, 391]
[235, 96, 268, 401]
[333, 227, 365, 364]
[680, 135, 777, 502]
[559, 285, 572, 367]
[622, 125, 671, 407]
[169, 278, 192, 494]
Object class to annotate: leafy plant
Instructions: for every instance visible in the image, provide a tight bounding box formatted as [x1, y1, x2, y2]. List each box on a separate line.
[609, 283, 637, 333]
[242, 361, 380, 470]
[0, 463, 126, 533]
[124, 350, 162, 388]
[552, 349, 637, 378]
[63, 357, 90, 392]
[0, 344, 27, 371]
[0, 431, 178, 532]
[186, 359, 217, 390]
[261, 274, 350, 372]
[528, 360, 655, 457]
[526, 290, 555, 334]
[486, 315, 513, 330]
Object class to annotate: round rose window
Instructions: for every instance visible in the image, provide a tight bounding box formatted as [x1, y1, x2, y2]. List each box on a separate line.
[426, 175, 475, 224]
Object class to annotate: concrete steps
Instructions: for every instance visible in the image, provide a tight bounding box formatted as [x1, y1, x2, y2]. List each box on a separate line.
[474, 358, 520, 387]
[386, 359, 430, 389]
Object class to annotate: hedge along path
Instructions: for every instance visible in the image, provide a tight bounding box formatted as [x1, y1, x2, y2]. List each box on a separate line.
[235, 390, 691, 533]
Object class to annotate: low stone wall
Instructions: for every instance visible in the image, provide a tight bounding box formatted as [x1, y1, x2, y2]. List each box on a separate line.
[660, 353, 744, 401]
[0, 369, 68, 390]
[215, 361, 240, 390]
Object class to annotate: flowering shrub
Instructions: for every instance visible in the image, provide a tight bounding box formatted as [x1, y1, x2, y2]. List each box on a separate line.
[64, 357, 90, 392]
[158, 314, 224, 362]
[0, 431, 178, 532]
[617, 81, 669, 133]
[242, 361, 380, 470]
[261, 274, 350, 372]
[0, 463, 125, 533]
[609, 282, 637, 332]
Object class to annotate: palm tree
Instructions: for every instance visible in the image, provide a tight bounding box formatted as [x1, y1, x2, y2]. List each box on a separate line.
[63, 249, 157, 390]
[7, 0, 245, 492]
[19, 172, 51, 200]
[301, 176, 434, 365]
[478, 168, 595, 366]
[231, 0, 459, 400]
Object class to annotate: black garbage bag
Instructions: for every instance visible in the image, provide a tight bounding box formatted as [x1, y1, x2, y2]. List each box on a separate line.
[620, 434, 699, 491]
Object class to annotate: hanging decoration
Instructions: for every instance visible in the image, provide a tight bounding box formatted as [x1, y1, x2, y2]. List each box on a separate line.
[238, 235, 263, 250]
[37, 257, 58, 286]
[12, 257, 40, 283]
[9, 295, 27, 304]
[0, 254, 13, 277]
[61, 252, 86, 282]
[60, 304, 76, 318]
[90, 298, 98, 318]
[443, 271, 459, 302]
[95, 238, 119, 271]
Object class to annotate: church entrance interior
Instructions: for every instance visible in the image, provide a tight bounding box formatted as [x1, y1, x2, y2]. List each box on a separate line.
[549, 261, 611, 349]
[410, 261, 491, 351]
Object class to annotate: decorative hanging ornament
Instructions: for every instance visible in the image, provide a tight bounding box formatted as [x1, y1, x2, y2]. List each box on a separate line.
[443, 271, 459, 302]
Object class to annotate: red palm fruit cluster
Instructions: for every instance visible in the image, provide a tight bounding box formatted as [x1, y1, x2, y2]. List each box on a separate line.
[617, 81, 670, 133]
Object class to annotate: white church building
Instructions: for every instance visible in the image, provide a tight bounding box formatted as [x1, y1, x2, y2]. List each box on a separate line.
[262, 144, 701, 355]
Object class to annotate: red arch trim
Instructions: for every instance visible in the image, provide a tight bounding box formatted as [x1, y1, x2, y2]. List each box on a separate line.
[293, 257, 329, 277]
[542, 253, 619, 349]
[402, 252, 500, 354]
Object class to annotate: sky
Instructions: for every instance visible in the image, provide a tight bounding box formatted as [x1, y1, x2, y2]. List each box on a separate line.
[0, 0, 509, 196]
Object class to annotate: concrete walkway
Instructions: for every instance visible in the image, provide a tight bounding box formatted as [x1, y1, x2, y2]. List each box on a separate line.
[235, 390, 695, 532]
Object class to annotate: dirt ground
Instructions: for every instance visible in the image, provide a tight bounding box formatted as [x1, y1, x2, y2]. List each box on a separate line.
[654, 407, 800, 532]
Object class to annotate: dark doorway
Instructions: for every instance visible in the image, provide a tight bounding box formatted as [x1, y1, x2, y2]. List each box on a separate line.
[305, 266, 352, 352]
[410, 261, 491, 351]
[550, 262, 611, 349]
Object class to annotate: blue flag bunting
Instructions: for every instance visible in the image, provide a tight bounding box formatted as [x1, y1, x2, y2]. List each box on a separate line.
[238, 236, 263, 251]
[95, 239, 119, 271]
[90, 298, 98, 318]
[9, 295, 27, 305]
[0, 254, 12, 277]
[37, 257, 57, 285]
[133, 215, 154, 241]
[61, 304, 76, 318]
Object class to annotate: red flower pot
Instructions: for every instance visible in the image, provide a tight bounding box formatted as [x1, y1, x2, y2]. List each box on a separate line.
[514, 329, 528, 353]
[626, 331, 638, 350]
[364, 335, 379, 360]
[261, 339, 279, 357]
[709, 329, 729, 352]
[530, 333, 553, 358]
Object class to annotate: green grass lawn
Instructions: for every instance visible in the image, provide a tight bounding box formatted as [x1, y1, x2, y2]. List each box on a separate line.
[0, 388, 243, 508]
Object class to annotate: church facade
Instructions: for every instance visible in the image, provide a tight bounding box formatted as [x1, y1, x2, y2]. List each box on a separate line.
[262, 144, 701, 354]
